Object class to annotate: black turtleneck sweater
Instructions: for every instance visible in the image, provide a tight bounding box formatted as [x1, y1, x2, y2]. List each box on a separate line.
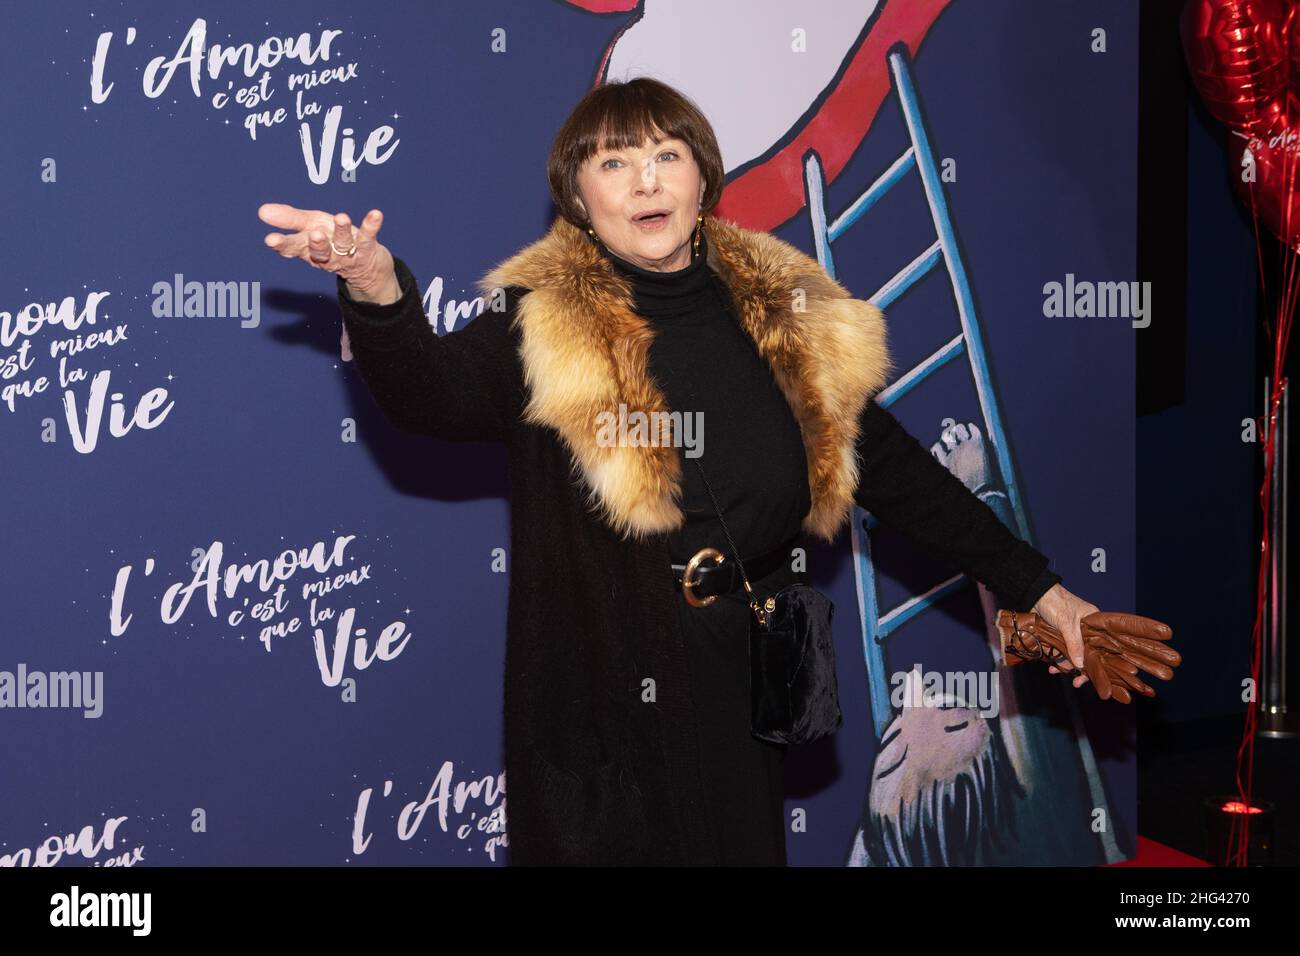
[599, 229, 811, 571]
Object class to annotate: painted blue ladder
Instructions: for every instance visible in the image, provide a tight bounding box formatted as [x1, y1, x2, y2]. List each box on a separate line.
[803, 44, 1122, 863]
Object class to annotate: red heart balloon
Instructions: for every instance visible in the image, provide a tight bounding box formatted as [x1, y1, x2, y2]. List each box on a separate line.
[1182, 0, 1290, 134]
[1284, 2, 1300, 119]
[1182, 0, 1300, 247]
[1230, 122, 1300, 248]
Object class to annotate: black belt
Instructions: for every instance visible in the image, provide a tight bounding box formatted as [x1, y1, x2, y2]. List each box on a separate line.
[670, 538, 794, 604]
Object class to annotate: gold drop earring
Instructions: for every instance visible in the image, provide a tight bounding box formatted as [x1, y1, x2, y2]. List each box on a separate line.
[692, 212, 704, 259]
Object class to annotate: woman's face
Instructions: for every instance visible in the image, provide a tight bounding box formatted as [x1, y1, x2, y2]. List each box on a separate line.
[575, 132, 706, 272]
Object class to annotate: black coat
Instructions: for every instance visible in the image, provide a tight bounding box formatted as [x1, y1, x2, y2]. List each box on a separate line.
[336, 214, 1060, 865]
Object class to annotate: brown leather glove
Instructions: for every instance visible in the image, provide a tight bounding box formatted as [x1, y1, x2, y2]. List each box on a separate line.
[995, 609, 1180, 704]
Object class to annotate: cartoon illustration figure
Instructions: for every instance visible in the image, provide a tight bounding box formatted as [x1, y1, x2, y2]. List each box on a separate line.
[847, 667, 1025, 867]
[847, 420, 1117, 866]
[569, 0, 954, 228]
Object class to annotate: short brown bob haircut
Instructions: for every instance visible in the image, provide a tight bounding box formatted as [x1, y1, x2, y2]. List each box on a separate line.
[547, 76, 725, 228]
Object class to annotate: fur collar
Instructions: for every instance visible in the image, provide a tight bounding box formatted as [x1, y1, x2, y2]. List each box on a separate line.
[477, 213, 892, 544]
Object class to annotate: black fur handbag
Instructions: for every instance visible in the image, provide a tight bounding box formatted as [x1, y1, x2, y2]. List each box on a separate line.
[690, 458, 843, 746]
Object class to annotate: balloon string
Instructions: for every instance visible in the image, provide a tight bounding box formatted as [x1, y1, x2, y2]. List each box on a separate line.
[1183, 0, 1298, 867]
[1231, 132, 1264, 868]
[1232, 131, 1298, 865]
[1247, 144, 1272, 337]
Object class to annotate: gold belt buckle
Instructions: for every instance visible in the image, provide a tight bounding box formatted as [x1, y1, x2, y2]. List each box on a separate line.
[682, 546, 725, 608]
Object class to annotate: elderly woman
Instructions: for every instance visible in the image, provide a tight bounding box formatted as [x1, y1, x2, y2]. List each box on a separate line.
[258, 77, 1099, 867]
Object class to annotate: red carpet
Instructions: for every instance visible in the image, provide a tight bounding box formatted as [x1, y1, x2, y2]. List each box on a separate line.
[1107, 836, 1210, 866]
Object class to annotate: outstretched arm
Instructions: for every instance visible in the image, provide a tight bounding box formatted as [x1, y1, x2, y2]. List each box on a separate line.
[337, 256, 527, 443]
[853, 398, 1060, 613]
[854, 399, 1098, 685]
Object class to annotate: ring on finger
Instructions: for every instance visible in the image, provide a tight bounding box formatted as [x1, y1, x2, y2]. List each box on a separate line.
[330, 233, 358, 257]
